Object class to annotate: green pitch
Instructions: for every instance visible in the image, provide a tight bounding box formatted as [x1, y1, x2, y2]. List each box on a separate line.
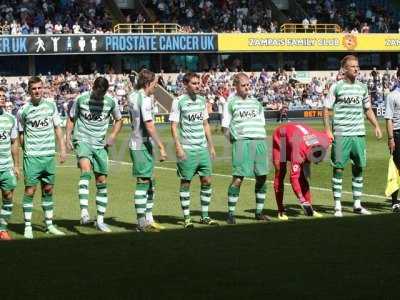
[1, 120, 400, 298]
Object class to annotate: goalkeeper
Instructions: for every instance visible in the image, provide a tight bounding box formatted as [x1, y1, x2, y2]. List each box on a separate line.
[273, 123, 331, 220]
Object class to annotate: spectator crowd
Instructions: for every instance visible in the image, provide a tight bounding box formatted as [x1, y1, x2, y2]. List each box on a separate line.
[302, 0, 399, 33]
[0, 67, 396, 119]
[0, 0, 113, 35]
[159, 67, 396, 113]
[145, 0, 399, 34]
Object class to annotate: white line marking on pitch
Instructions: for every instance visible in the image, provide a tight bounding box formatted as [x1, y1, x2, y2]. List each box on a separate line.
[104, 159, 386, 200]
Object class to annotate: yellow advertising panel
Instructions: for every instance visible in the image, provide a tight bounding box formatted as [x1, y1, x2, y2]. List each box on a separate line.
[218, 33, 400, 52]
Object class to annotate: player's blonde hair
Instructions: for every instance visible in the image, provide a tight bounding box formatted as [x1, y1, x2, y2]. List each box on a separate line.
[340, 55, 358, 68]
[232, 73, 249, 86]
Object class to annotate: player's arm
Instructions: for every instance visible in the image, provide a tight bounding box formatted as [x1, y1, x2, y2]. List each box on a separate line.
[106, 99, 123, 147]
[323, 84, 335, 141]
[52, 103, 66, 163]
[10, 118, 20, 180]
[385, 94, 395, 153]
[145, 120, 167, 161]
[65, 117, 75, 152]
[289, 162, 307, 202]
[169, 98, 185, 160]
[107, 118, 123, 146]
[202, 105, 216, 159]
[171, 121, 185, 160]
[203, 119, 216, 160]
[221, 100, 232, 142]
[55, 126, 66, 164]
[140, 96, 166, 161]
[65, 100, 77, 151]
[364, 95, 382, 139]
[16, 109, 24, 148]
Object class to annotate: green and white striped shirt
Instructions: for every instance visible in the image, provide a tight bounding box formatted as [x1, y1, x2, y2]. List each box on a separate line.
[169, 94, 209, 150]
[70, 91, 122, 149]
[0, 110, 17, 171]
[324, 80, 370, 136]
[222, 94, 266, 140]
[17, 98, 61, 157]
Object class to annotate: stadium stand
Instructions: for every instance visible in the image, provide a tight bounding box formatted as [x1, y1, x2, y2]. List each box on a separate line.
[126, 0, 400, 33]
[299, 0, 398, 33]
[0, 0, 113, 34]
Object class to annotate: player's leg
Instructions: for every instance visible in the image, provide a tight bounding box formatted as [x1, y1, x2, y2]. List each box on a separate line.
[0, 171, 17, 240]
[142, 143, 163, 229]
[22, 185, 36, 239]
[254, 140, 270, 221]
[41, 183, 65, 235]
[22, 156, 40, 239]
[93, 148, 111, 232]
[198, 148, 217, 225]
[350, 137, 370, 215]
[180, 179, 193, 228]
[134, 177, 152, 231]
[93, 173, 110, 232]
[130, 147, 160, 232]
[199, 175, 218, 225]
[41, 156, 64, 235]
[78, 158, 92, 224]
[75, 143, 94, 223]
[176, 149, 196, 228]
[273, 160, 288, 220]
[227, 140, 248, 224]
[227, 176, 243, 224]
[331, 136, 350, 217]
[146, 178, 164, 230]
[272, 130, 288, 220]
[254, 175, 269, 221]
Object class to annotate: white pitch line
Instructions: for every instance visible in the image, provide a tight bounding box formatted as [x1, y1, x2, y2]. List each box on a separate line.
[106, 159, 387, 200]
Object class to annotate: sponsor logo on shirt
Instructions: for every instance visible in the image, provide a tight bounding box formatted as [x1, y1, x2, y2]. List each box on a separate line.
[238, 109, 257, 119]
[83, 112, 106, 122]
[339, 96, 361, 104]
[187, 112, 204, 122]
[29, 118, 49, 128]
[0, 131, 7, 140]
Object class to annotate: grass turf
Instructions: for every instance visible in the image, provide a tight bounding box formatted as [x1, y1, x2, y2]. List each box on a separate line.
[0, 120, 398, 298]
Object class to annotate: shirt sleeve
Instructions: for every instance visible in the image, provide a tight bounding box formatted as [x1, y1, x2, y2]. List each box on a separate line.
[385, 93, 394, 119]
[324, 83, 336, 109]
[141, 96, 153, 122]
[203, 101, 209, 120]
[17, 109, 24, 133]
[169, 98, 180, 122]
[362, 85, 371, 109]
[10, 117, 18, 139]
[259, 101, 265, 126]
[52, 102, 62, 127]
[289, 162, 305, 201]
[69, 100, 77, 119]
[221, 101, 231, 128]
[111, 98, 122, 120]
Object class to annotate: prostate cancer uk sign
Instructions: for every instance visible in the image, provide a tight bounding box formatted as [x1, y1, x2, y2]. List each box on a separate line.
[0, 34, 218, 55]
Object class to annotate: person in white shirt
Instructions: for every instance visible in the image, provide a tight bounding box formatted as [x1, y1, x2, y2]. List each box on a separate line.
[73, 22, 81, 34]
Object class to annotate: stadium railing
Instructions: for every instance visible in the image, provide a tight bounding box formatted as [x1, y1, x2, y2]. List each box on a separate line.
[113, 23, 182, 33]
[280, 23, 342, 33]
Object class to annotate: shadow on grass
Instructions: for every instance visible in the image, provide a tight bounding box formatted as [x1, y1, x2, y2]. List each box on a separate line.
[1, 214, 400, 298]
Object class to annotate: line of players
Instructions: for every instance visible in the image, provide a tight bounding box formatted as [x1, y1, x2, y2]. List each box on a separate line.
[0, 54, 388, 239]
